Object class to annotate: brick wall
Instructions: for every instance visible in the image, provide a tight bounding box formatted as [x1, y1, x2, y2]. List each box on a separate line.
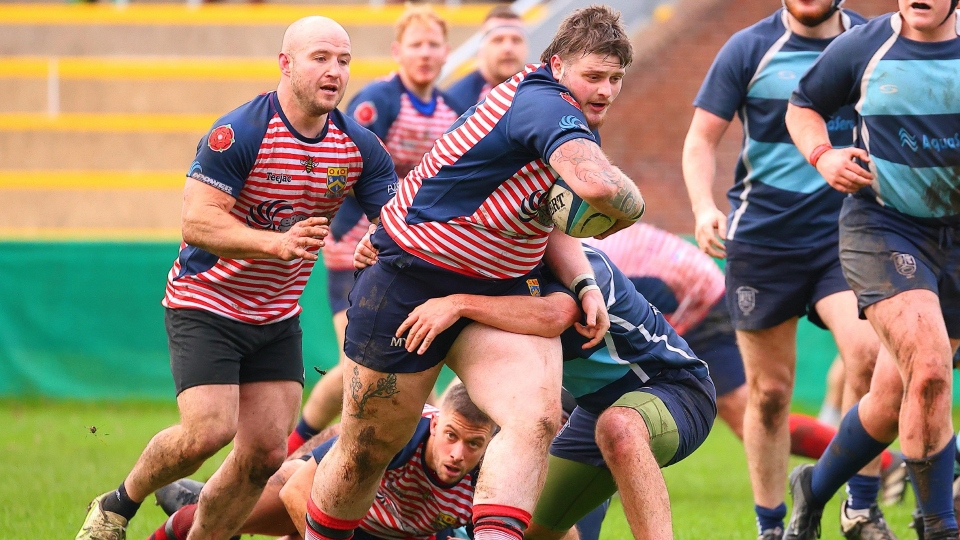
[601, 0, 892, 234]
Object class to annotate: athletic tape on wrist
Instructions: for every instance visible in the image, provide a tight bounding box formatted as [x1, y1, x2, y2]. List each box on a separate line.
[569, 273, 594, 291]
[577, 284, 600, 301]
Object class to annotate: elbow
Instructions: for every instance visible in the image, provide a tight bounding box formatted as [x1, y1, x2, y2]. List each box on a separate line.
[543, 300, 581, 337]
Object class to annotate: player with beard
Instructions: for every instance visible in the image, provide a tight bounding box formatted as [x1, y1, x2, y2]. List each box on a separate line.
[304, 7, 644, 540]
[784, 0, 960, 538]
[445, 5, 529, 112]
[286, 6, 462, 455]
[681, 2, 892, 539]
[74, 16, 398, 540]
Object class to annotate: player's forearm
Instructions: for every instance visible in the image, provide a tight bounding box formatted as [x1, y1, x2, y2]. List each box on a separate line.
[182, 203, 283, 260]
[548, 139, 645, 221]
[544, 230, 594, 287]
[785, 103, 831, 160]
[453, 294, 578, 337]
[681, 133, 721, 214]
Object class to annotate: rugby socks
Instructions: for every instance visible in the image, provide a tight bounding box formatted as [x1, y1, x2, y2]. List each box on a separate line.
[845, 474, 880, 511]
[288, 417, 321, 456]
[305, 497, 362, 540]
[906, 436, 959, 536]
[147, 503, 196, 540]
[809, 404, 891, 506]
[754, 503, 786, 534]
[100, 480, 142, 521]
[473, 504, 531, 540]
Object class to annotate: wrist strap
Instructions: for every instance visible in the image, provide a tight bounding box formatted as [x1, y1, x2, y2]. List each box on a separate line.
[577, 284, 600, 300]
[569, 273, 594, 291]
[808, 143, 832, 167]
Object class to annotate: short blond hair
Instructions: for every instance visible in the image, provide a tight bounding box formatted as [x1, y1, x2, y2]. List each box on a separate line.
[395, 5, 448, 42]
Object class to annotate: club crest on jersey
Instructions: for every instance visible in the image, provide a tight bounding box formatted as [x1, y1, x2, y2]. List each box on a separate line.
[527, 278, 541, 297]
[432, 513, 458, 530]
[560, 92, 581, 111]
[892, 252, 917, 279]
[354, 101, 378, 126]
[301, 156, 318, 174]
[325, 167, 348, 197]
[736, 286, 757, 316]
[207, 124, 235, 152]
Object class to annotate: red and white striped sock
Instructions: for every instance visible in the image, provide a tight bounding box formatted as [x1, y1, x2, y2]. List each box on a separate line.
[304, 497, 363, 540]
[472, 504, 531, 540]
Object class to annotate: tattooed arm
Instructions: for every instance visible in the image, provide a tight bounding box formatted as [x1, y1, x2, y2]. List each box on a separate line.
[547, 138, 645, 222]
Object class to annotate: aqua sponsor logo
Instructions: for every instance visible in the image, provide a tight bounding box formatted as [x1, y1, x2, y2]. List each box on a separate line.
[558, 115, 588, 132]
[826, 117, 855, 132]
[898, 128, 959, 153]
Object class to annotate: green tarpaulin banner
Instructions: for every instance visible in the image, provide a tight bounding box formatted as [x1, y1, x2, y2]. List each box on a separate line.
[0, 241, 878, 406]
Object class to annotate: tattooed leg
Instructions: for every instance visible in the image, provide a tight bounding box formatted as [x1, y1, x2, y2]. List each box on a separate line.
[308, 357, 442, 520]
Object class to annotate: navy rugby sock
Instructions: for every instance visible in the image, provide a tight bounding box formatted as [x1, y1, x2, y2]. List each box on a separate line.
[754, 503, 786, 534]
[100, 481, 142, 521]
[810, 403, 890, 505]
[845, 474, 880, 510]
[907, 436, 959, 535]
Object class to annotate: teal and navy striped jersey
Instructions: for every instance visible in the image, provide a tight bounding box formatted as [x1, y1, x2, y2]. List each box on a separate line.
[792, 13, 960, 219]
[556, 246, 709, 413]
[695, 9, 866, 247]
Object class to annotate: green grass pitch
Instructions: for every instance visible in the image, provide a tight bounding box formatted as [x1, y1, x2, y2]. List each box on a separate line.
[0, 400, 925, 539]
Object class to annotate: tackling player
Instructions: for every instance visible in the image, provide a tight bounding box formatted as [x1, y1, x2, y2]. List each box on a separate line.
[783, 1, 960, 539]
[74, 17, 397, 540]
[681, 2, 888, 538]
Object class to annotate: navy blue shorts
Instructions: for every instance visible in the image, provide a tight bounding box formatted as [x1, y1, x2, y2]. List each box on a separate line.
[550, 368, 716, 469]
[344, 228, 549, 374]
[326, 269, 355, 314]
[684, 299, 744, 397]
[839, 195, 960, 338]
[724, 239, 849, 331]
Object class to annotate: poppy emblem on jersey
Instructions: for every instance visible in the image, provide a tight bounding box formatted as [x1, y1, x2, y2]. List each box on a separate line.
[325, 167, 348, 197]
[892, 252, 917, 279]
[736, 286, 757, 316]
[207, 124, 235, 152]
[301, 156, 318, 174]
[354, 101, 378, 126]
[560, 92, 581, 111]
[527, 278, 541, 297]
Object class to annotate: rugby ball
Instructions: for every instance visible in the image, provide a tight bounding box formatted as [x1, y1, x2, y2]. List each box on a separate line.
[540, 179, 616, 238]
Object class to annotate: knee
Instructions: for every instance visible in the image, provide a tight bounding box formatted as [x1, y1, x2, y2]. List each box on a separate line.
[905, 366, 952, 407]
[182, 425, 236, 461]
[595, 408, 648, 466]
[748, 378, 792, 428]
[238, 443, 288, 487]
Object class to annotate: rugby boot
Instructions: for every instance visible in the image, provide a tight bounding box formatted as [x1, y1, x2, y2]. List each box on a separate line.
[759, 526, 785, 540]
[155, 479, 204, 516]
[75, 492, 127, 540]
[785, 464, 824, 540]
[880, 454, 909, 506]
[840, 500, 897, 540]
[910, 504, 925, 540]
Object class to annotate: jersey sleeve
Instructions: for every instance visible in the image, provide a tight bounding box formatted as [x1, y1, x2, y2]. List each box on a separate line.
[187, 98, 270, 197]
[347, 124, 399, 221]
[346, 83, 401, 140]
[693, 31, 755, 121]
[506, 79, 597, 162]
[790, 28, 868, 118]
[309, 435, 338, 462]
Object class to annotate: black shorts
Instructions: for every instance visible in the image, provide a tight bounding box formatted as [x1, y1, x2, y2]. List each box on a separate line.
[683, 299, 745, 397]
[326, 269, 355, 314]
[165, 308, 305, 395]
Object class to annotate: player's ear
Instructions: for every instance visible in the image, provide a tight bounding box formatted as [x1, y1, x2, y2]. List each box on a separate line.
[549, 54, 564, 80]
[430, 415, 439, 435]
[391, 41, 401, 63]
[278, 52, 293, 77]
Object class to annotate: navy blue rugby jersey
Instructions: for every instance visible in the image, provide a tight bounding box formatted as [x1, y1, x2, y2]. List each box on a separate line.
[695, 8, 866, 247]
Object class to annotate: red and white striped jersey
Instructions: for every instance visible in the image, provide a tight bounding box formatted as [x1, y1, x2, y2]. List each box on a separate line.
[584, 224, 726, 334]
[380, 64, 598, 279]
[163, 92, 396, 324]
[310, 406, 476, 540]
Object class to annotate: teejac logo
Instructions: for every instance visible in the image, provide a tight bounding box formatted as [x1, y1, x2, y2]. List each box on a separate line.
[246, 200, 308, 232]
